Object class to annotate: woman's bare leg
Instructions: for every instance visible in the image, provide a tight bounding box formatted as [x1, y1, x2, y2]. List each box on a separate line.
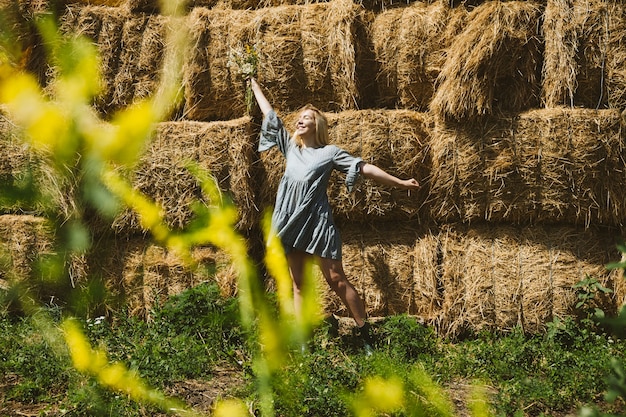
[287, 250, 309, 319]
[317, 257, 367, 327]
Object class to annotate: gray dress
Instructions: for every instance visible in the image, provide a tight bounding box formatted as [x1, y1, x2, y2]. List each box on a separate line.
[259, 110, 363, 260]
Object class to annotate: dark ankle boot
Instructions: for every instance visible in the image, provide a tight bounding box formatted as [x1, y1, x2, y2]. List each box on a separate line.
[353, 321, 374, 355]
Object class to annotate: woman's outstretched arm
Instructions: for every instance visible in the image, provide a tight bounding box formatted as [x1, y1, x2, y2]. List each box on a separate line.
[361, 163, 420, 190]
[249, 78, 273, 116]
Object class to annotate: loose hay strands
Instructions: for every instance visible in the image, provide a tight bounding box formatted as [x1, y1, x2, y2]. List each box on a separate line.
[256, 109, 432, 224]
[183, 0, 364, 121]
[429, 108, 626, 227]
[371, 1, 468, 110]
[430, 1, 542, 121]
[542, 0, 609, 108]
[112, 116, 256, 235]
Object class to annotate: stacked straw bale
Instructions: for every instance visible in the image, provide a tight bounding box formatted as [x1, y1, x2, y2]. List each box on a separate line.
[122, 243, 236, 318]
[0, 0, 51, 83]
[429, 108, 626, 227]
[4, 0, 626, 334]
[0, 215, 53, 284]
[257, 108, 432, 224]
[0, 213, 238, 317]
[0, 111, 81, 218]
[605, 2, 626, 109]
[320, 222, 621, 337]
[121, 0, 415, 14]
[183, 0, 369, 120]
[542, 0, 626, 109]
[430, 1, 543, 121]
[112, 116, 257, 234]
[0, 113, 32, 204]
[320, 223, 421, 317]
[59, 5, 172, 114]
[541, 0, 614, 108]
[58, 0, 370, 119]
[370, 1, 468, 110]
[542, 0, 618, 108]
[86, 239, 238, 318]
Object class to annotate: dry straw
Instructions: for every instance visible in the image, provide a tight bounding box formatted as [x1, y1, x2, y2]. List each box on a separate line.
[58, 6, 172, 115]
[318, 224, 420, 317]
[309, 221, 621, 337]
[430, 1, 542, 121]
[183, 0, 365, 120]
[0, 215, 53, 282]
[434, 223, 611, 336]
[120, 0, 411, 13]
[112, 116, 257, 235]
[542, 0, 610, 108]
[0, 110, 84, 221]
[81, 237, 236, 318]
[371, 1, 468, 110]
[257, 109, 432, 224]
[606, 2, 626, 109]
[429, 108, 626, 227]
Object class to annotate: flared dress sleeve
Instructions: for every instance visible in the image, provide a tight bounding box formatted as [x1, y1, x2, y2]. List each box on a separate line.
[258, 110, 292, 156]
[333, 147, 363, 192]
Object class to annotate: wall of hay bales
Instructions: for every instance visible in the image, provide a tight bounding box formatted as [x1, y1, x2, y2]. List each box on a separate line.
[2, 0, 626, 336]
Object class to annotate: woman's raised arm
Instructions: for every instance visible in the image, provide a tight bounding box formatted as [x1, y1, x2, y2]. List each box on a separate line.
[249, 78, 273, 116]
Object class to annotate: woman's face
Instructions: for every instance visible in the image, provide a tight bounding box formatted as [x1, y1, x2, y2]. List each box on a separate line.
[295, 109, 316, 138]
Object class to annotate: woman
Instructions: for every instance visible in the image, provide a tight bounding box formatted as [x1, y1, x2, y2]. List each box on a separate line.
[250, 78, 420, 346]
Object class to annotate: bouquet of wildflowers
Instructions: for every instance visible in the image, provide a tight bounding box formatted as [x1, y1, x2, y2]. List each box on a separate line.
[227, 43, 260, 114]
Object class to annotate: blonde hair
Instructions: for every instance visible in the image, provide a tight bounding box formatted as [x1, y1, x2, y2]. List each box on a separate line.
[292, 104, 329, 148]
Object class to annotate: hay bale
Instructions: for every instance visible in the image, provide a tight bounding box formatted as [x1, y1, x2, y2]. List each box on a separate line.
[182, 0, 366, 121]
[110, 14, 150, 109]
[412, 230, 441, 319]
[371, 1, 468, 110]
[257, 109, 432, 224]
[84, 237, 235, 318]
[433, 223, 619, 337]
[296, 221, 620, 335]
[319, 223, 419, 317]
[58, 5, 174, 115]
[0, 113, 36, 213]
[430, 1, 542, 121]
[0, 215, 54, 283]
[140, 244, 236, 318]
[429, 108, 626, 227]
[542, 0, 610, 108]
[93, 7, 127, 112]
[133, 14, 168, 101]
[0, 111, 83, 218]
[0, 0, 51, 82]
[112, 116, 257, 235]
[606, 2, 626, 109]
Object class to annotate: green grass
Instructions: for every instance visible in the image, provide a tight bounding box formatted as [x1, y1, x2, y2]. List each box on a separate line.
[2, 282, 626, 417]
